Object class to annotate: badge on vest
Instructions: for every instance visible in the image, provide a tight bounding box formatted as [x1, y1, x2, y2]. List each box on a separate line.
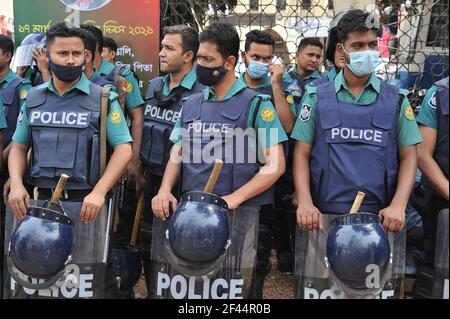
[404, 105, 415, 121]
[300, 104, 311, 122]
[20, 89, 28, 100]
[110, 111, 122, 124]
[261, 107, 275, 122]
[428, 92, 437, 109]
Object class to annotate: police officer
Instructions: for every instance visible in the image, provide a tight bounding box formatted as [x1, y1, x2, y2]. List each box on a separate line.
[284, 38, 324, 89]
[102, 37, 118, 64]
[8, 22, 132, 223]
[82, 24, 144, 241]
[291, 9, 422, 232]
[13, 32, 46, 87]
[139, 24, 204, 295]
[152, 22, 287, 299]
[0, 35, 29, 290]
[240, 29, 297, 276]
[413, 76, 449, 299]
[80, 28, 114, 89]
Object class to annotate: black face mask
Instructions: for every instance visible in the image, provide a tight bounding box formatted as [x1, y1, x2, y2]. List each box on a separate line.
[196, 63, 226, 87]
[49, 58, 85, 83]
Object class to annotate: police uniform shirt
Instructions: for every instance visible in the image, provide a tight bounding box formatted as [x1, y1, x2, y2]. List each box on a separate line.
[170, 76, 288, 148]
[0, 69, 30, 129]
[416, 85, 440, 129]
[290, 69, 423, 148]
[97, 58, 144, 111]
[282, 68, 323, 117]
[239, 72, 297, 116]
[161, 67, 197, 96]
[13, 73, 132, 147]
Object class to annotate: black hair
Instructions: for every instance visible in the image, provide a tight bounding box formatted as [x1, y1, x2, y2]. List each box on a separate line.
[45, 22, 85, 48]
[244, 29, 275, 52]
[82, 29, 97, 60]
[80, 24, 103, 53]
[336, 9, 380, 44]
[297, 37, 323, 52]
[326, 28, 338, 63]
[199, 22, 240, 65]
[162, 25, 199, 62]
[103, 36, 118, 52]
[0, 35, 14, 61]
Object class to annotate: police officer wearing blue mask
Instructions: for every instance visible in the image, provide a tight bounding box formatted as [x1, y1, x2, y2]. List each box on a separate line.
[152, 22, 288, 299]
[139, 24, 204, 295]
[7, 22, 132, 223]
[291, 9, 422, 232]
[240, 30, 297, 277]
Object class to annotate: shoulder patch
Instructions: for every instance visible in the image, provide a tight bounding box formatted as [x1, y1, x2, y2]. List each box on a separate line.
[110, 110, 122, 124]
[428, 92, 437, 109]
[286, 94, 294, 104]
[261, 107, 275, 122]
[299, 103, 311, 122]
[405, 105, 415, 121]
[20, 89, 28, 100]
[126, 82, 133, 93]
[17, 109, 24, 125]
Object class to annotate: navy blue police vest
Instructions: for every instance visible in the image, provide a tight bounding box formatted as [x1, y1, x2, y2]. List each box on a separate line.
[25, 83, 104, 190]
[311, 81, 400, 214]
[434, 77, 449, 180]
[422, 77, 449, 194]
[180, 89, 274, 207]
[91, 74, 115, 88]
[1, 77, 24, 148]
[140, 76, 205, 176]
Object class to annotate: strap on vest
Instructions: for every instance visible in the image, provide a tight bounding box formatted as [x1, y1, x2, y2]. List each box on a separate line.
[100, 87, 110, 176]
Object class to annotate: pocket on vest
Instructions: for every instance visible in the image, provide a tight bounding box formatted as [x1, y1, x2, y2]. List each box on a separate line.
[141, 122, 172, 167]
[326, 144, 384, 205]
[34, 129, 88, 183]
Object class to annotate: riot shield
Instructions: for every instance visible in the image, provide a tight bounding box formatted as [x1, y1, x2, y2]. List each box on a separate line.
[433, 209, 449, 299]
[3, 199, 110, 299]
[147, 206, 259, 299]
[294, 213, 406, 299]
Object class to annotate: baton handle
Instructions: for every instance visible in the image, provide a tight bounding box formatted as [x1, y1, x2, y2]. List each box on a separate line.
[130, 192, 145, 245]
[203, 159, 224, 193]
[50, 174, 69, 204]
[349, 191, 365, 214]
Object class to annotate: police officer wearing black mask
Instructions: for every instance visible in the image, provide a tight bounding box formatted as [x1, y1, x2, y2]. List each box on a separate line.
[138, 24, 205, 295]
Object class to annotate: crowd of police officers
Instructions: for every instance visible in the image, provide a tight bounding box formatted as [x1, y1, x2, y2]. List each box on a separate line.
[0, 7, 448, 299]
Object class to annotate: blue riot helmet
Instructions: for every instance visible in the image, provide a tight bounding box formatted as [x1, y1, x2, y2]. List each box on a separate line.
[13, 32, 46, 69]
[325, 213, 392, 297]
[165, 191, 231, 277]
[7, 201, 74, 290]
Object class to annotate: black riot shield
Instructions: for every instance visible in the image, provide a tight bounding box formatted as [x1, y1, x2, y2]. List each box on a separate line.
[433, 209, 449, 299]
[294, 214, 406, 299]
[147, 206, 259, 299]
[3, 199, 111, 299]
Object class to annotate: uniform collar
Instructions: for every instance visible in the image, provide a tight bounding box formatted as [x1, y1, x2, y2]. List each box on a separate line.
[0, 69, 17, 87]
[203, 76, 247, 101]
[239, 72, 271, 89]
[45, 73, 91, 96]
[89, 68, 102, 82]
[288, 66, 322, 82]
[163, 68, 197, 91]
[334, 69, 381, 94]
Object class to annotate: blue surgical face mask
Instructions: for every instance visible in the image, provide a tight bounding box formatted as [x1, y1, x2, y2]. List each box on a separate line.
[341, 46, 381, 77]
[246, 59, 269, 80]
